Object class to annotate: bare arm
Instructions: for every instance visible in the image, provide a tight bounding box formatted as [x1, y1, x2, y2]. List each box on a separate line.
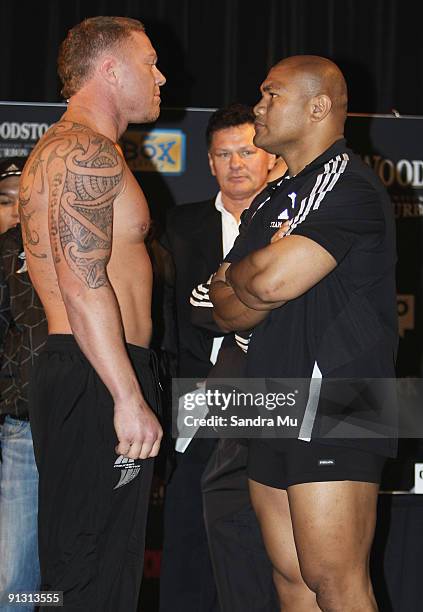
[209, 262, 270, 332]
[45, 128, 161, 459]
[227, 233, 337, 309]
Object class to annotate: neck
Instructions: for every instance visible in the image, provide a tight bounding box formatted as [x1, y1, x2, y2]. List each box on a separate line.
[282, 132, 344, 177]
[221, 185, 266, 223]
[63, 89, 126, 142]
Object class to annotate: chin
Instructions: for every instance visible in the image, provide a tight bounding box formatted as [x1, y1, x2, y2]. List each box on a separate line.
[253, 132, 268, 150]
[150, 108, 161, 122]
[227, 188, 254, 200]
[130, 108, 160, 125]
[255, 136, 278, 155]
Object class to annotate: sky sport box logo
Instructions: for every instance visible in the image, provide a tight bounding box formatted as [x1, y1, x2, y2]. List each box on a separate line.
[121, 129, 186, 175]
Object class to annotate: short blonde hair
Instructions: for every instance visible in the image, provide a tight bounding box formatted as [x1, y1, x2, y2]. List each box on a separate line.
[57, 16, 145, 99]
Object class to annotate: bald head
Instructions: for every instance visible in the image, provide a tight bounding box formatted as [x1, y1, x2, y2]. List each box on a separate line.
[253, 54, 348, 160]
[274, 55, 348, 125]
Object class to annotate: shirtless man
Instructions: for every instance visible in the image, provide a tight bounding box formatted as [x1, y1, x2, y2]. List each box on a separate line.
[211, 56, 397, 611]
[19, 17, 165, 611]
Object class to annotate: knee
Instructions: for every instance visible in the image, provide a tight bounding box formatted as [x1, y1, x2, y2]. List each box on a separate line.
[302, 570, 338, 609]
[300, 563, 367, 611]
[272, 560, 308, 598]
[271, 564, 319, 610]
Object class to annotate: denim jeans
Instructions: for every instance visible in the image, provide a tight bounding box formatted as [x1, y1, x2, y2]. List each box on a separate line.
[0, 416, 40, 612]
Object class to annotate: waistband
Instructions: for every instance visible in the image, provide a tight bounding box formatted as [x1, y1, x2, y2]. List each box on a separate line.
[45, 334, 152, 365]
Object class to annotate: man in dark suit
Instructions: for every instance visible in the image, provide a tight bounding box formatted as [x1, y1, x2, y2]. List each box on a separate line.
[160, 104, 275, 611]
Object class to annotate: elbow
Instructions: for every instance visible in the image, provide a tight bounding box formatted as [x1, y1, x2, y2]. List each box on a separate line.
[247, 275, 289, 305]
[58, 280, 85, 305]
[57, 265, 110, 304]
[57, 279, 100, 318]
[58, 286, 87, 321]
[212, 310, 233, 333]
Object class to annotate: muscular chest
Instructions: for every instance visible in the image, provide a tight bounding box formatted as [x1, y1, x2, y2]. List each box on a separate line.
[113, 170, 151, 243]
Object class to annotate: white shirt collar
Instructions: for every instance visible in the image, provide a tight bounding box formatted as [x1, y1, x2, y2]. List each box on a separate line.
[214, 191, 231, 215]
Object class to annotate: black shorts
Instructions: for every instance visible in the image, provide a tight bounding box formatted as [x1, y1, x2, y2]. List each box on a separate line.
[30, 335, 160, 612]
[248, 438, 386, 490]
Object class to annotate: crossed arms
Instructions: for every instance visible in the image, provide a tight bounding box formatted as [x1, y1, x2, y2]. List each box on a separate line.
[210, 233, 337, 333]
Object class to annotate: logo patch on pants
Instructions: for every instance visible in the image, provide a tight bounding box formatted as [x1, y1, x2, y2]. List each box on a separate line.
[113, 455, 142, 489]
[318, 459, 335, 466]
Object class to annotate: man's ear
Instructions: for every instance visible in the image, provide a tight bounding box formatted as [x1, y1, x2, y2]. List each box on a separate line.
[310, 94, 332, 122]
[267, 153, 277, 171]
[208, 152, 216, 177]
[99, 56, 119, 87]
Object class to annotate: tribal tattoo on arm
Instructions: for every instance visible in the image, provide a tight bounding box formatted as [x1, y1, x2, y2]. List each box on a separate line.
[53, 128, 123, 289]
[19, 155, 47, 259]
[21, 122, 124, 288]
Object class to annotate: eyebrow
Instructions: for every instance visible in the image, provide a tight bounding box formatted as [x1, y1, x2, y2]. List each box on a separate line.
[262, 82, 282, 92]
[214, 144, 255, 148]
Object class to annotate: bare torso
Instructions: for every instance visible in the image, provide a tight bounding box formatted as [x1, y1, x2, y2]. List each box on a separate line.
[20, 120, 153, 347]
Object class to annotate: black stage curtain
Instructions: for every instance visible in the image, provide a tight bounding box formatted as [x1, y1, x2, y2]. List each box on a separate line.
[0, 0, 422, 115]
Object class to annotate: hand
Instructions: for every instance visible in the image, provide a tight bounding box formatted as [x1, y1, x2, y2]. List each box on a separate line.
[211, 261, 231, 284]
[114, 396, 163, 460]
[211, 269, 228, 284]
[270, 220, 291, 243]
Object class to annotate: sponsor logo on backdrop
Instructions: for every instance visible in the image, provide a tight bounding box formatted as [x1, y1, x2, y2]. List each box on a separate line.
[0, 147, 30, 158]
[393, 196, 423, 219]
[363, 155, 423, 218]
[364, 155, 423, 188]
[0, 121, 53, 158]
[397, 294, 415, 338]
[120, 129, 186, 175]
[0, 122, 51, 141]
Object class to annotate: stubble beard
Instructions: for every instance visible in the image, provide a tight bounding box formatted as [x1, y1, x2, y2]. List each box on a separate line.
[144, 100, 161, 124]
[130, 106, 160, 125]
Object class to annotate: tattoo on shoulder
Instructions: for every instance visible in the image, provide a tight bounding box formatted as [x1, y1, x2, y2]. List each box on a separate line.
[20, 121, 124, 288]
[19, 155, 47, 259]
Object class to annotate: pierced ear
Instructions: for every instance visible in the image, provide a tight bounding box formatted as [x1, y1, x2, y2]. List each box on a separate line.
[310, 95, 332, 122]
[208, 152, 216, 176]
[99, 57, 119, 86]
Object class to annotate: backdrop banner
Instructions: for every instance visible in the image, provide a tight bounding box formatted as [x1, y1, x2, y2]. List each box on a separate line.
[1, 104, 421, 378]
[1, 103, 423, 607]
[0, 103, 217, 225]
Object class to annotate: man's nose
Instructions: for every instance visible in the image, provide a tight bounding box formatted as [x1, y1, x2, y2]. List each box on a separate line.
[229, 153, 243, 168]
[254, 97, 265, 117]
[154, 65, 166, 87]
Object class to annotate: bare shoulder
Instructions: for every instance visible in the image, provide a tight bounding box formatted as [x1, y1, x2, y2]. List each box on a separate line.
[19, 120, 126, 288]
[22, 120, 124, 185]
